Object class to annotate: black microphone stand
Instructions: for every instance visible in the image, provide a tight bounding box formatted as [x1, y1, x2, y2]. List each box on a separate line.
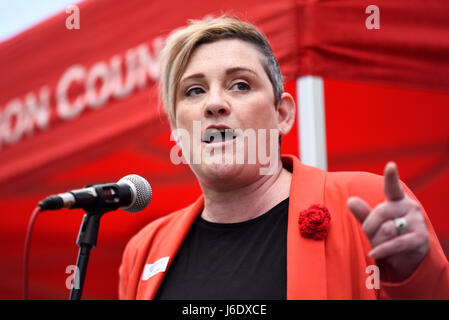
[67, 183, 132, 300]
[69, 207, 106, 300]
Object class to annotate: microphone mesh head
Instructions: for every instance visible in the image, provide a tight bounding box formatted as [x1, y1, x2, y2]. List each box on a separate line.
[118, 174, 152, 213]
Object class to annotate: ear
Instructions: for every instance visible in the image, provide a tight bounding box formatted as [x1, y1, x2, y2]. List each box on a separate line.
[276, 92, 296, 136]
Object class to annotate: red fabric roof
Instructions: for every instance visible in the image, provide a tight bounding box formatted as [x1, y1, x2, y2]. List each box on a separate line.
[0, 0, 448, 299]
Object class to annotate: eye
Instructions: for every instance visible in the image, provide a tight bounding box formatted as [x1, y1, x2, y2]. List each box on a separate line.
[185, 87, 205, 97]
[231, 82, 251, 91]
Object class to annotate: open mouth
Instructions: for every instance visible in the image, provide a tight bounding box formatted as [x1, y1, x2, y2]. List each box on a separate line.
[202, 128, 237, 144]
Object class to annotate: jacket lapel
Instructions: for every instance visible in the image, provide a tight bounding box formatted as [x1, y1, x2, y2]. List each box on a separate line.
[137, 196, 204, 299]
[283, 155, 328, 299]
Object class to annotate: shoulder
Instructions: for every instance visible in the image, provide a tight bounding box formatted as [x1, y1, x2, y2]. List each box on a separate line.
[121, 199, 201, 270]
[324, 170, 386, 207]
[286, 155, 387, 205]
[326, 169, 383, 188]
[125, 204, 194, 254]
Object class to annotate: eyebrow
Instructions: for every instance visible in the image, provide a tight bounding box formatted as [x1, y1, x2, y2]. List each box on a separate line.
[180, 67, 258, 84]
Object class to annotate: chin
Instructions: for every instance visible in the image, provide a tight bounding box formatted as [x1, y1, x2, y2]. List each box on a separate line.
[198, 160, 241, 179]
[191, 161, 260, 189]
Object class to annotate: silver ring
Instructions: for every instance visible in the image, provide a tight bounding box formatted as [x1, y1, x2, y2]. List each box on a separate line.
[394, 217, 407, 235]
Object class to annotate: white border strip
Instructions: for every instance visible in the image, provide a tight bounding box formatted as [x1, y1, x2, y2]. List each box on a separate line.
[297, 76, 327, 171]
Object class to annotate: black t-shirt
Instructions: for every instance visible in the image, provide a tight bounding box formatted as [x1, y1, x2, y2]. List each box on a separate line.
[154, 198, 289, 300]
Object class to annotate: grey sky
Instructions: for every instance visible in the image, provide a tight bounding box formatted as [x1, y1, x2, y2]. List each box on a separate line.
[0, 0, 81, 42]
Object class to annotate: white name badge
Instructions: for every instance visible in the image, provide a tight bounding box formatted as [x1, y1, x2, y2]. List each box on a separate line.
[142, 257, 170, 280]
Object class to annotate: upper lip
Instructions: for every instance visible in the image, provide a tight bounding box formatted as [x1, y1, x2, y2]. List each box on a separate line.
[205, 124, 233, 131]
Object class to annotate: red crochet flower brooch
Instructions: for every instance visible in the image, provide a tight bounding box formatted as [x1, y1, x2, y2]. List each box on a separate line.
[298, 204, 331, 240]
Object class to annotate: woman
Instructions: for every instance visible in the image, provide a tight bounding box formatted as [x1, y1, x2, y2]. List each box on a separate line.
[119, 16, 449, 299]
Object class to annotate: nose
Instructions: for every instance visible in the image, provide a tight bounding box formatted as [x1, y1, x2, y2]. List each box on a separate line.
[204, 89, 230, 118]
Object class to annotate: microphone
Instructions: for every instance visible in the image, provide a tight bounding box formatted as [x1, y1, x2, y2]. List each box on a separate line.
[38, 174, 152, 213]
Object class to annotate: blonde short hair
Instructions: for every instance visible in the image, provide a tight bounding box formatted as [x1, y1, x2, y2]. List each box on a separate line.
[159, 15, 284, 128]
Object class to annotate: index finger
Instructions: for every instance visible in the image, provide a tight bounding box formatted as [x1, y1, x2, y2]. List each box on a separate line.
[384, 161, 405, 201]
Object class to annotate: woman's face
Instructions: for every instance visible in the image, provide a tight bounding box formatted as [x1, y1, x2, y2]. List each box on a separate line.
[174, 39, 284, 189]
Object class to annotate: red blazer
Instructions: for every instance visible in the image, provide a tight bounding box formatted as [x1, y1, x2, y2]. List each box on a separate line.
[119, 155, 449, 299]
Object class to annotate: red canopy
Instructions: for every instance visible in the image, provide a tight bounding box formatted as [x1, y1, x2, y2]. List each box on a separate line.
[0, 0, 448, 299]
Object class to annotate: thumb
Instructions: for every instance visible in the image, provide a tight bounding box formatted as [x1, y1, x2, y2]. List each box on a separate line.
[347, 196, 372, 224]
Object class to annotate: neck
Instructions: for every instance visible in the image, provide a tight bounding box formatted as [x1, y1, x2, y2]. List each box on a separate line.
[200, 161, 292, 223]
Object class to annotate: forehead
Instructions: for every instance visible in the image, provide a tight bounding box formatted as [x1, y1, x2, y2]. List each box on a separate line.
[182, 39, 266, 77]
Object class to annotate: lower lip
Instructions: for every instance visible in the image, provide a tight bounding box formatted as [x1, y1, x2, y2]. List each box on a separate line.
[202, 137, 237, 147]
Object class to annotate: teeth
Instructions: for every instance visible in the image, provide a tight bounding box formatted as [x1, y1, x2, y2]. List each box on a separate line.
[202, 129, 236, 143]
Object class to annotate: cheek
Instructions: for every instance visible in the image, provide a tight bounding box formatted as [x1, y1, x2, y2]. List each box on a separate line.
[175, 105, 199, 129]
[237, 96, 277, 129]
[174, 106, 202, 150]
